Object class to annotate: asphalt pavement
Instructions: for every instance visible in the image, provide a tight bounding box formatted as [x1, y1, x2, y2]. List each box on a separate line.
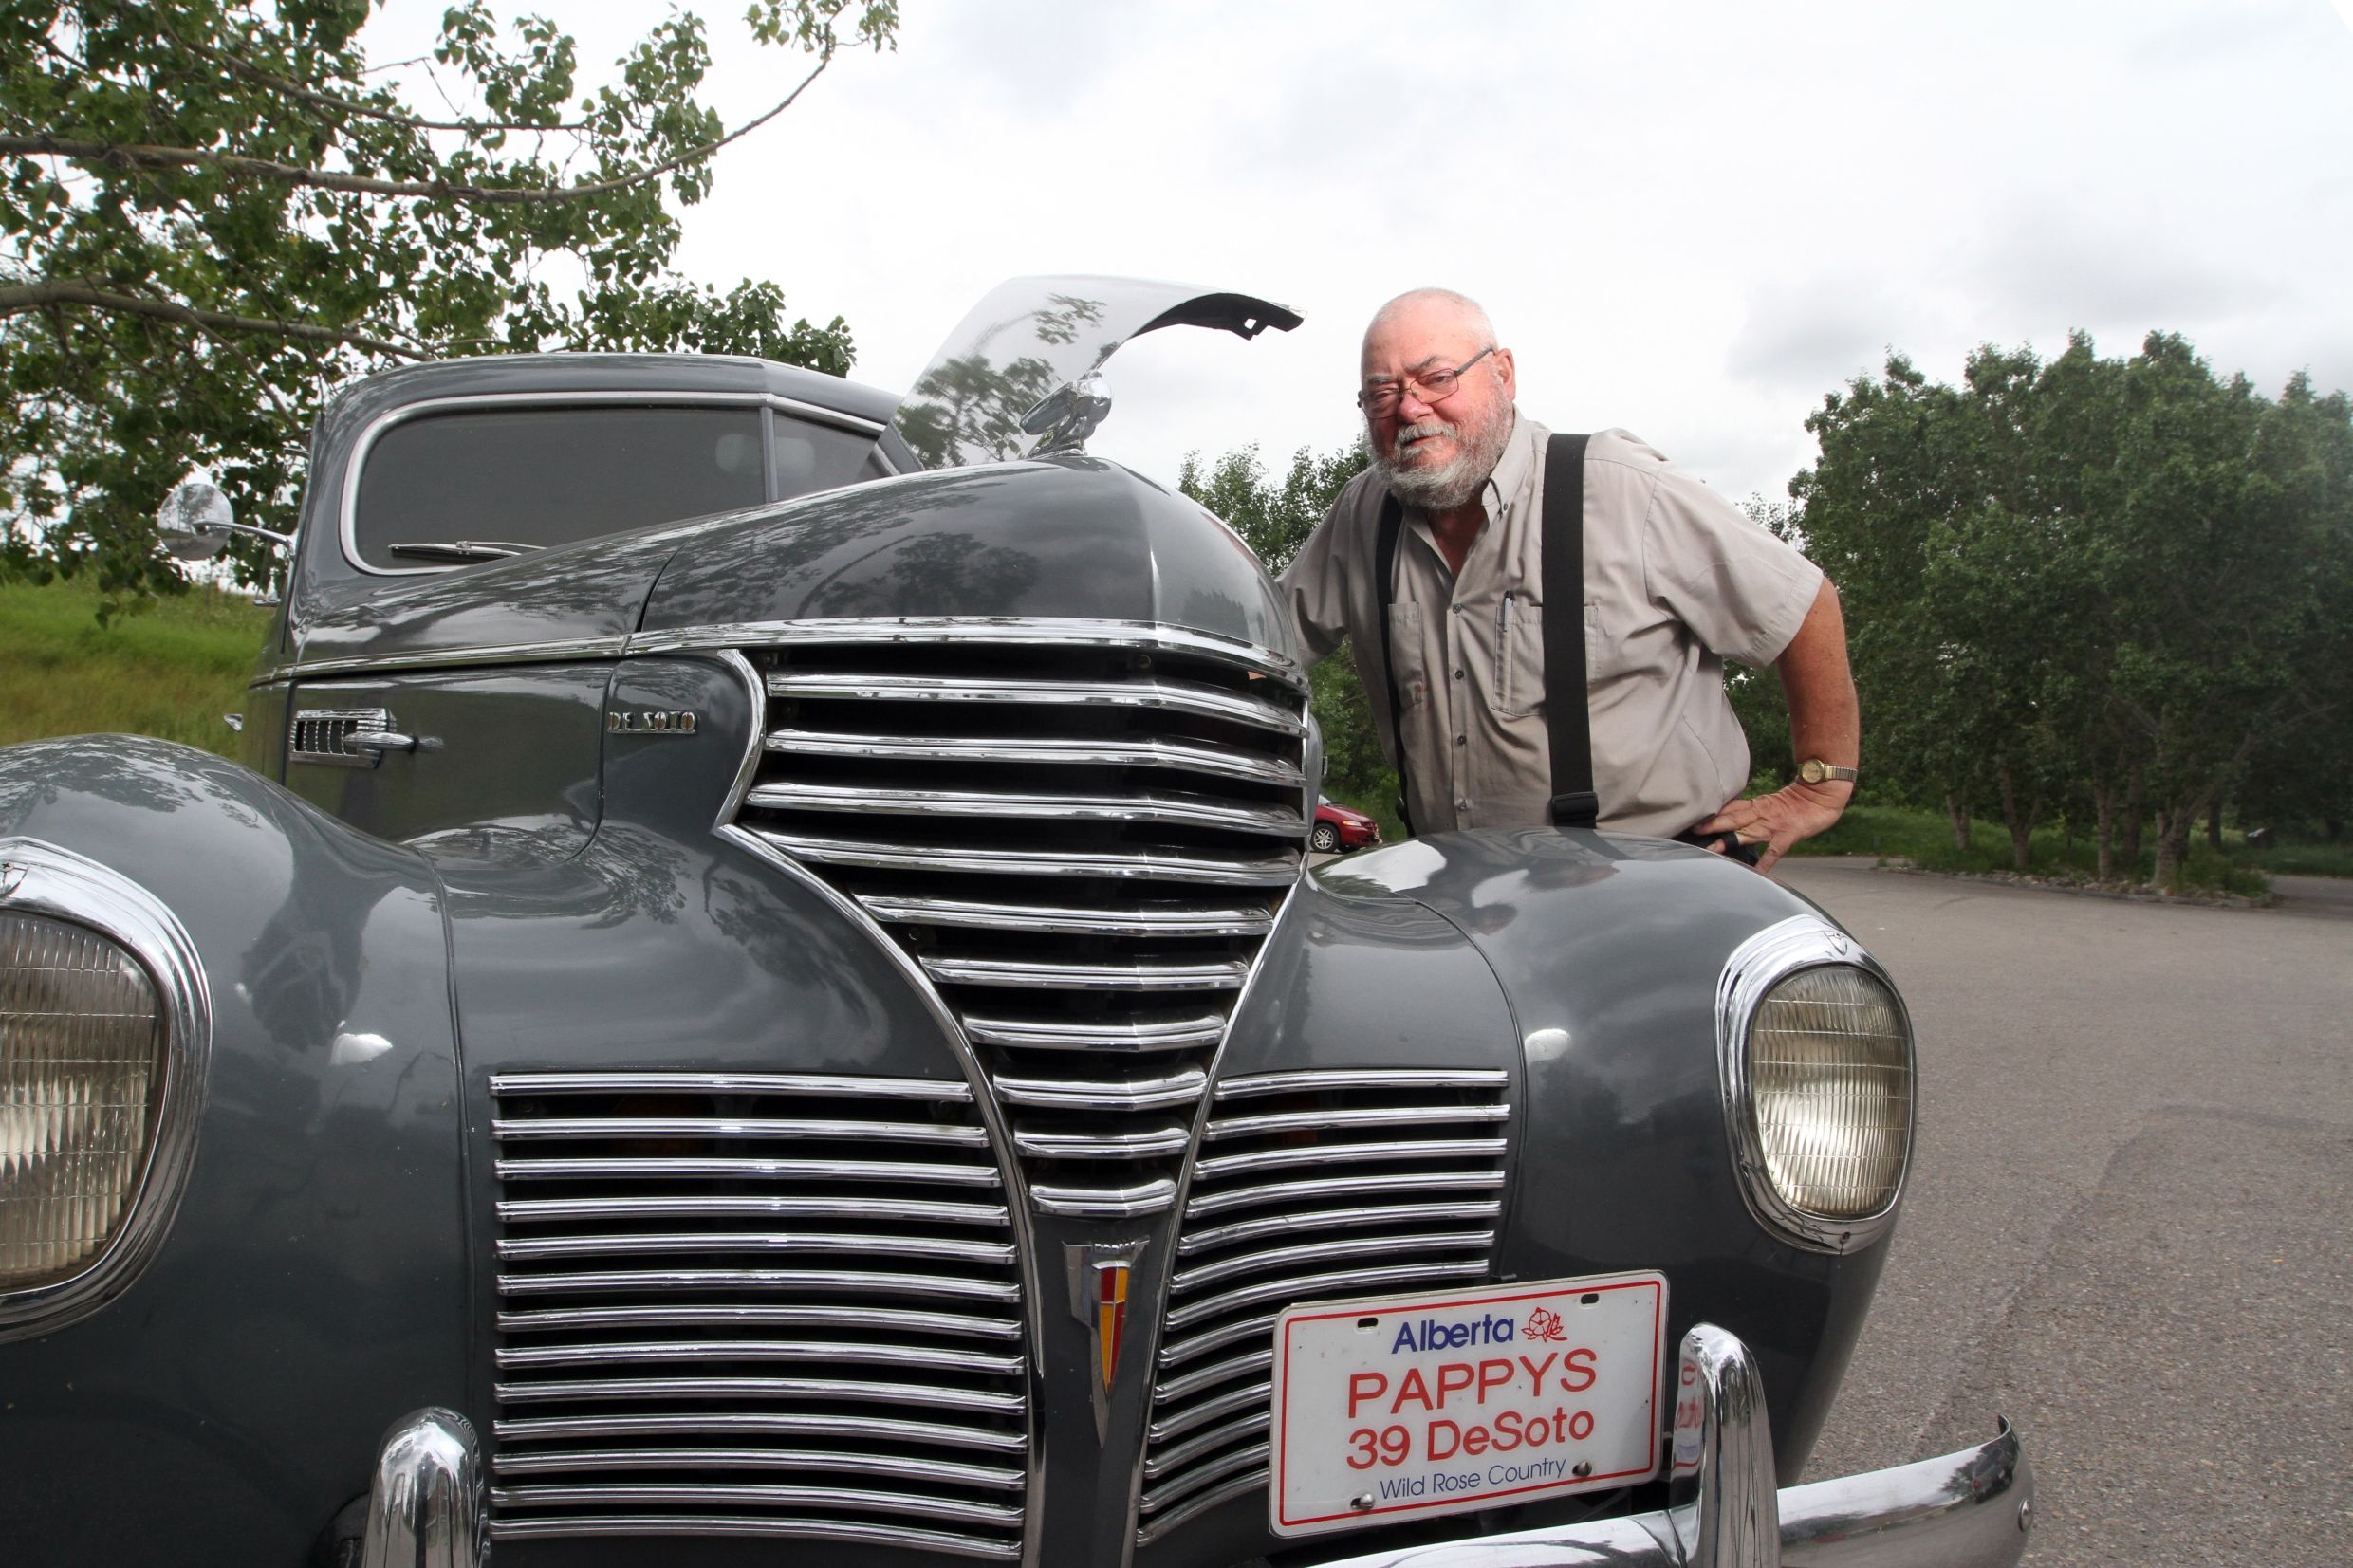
[1778, 858, 2352, 1566]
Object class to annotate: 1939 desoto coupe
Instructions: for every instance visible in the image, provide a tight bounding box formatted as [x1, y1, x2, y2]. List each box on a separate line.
[0, 279, 2030, 1566]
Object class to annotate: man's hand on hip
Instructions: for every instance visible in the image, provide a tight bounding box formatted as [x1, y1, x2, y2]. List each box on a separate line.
[1692, 780, 1853, 874]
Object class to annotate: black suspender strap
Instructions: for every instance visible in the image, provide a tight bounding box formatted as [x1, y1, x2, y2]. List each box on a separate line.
[1541, 433, 1599, 830]
[1370, 432, 1599, 836]
[1373, 493, 1414, 835]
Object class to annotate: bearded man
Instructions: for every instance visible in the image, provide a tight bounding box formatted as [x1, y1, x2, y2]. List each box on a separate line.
[1278, 287, 1858, 870]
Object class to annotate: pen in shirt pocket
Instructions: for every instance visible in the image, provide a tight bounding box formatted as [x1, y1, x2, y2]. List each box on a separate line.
[1498, 590, 1514, 639]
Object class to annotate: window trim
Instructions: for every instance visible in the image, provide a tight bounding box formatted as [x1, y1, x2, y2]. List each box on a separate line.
[337, 390, 893, 578]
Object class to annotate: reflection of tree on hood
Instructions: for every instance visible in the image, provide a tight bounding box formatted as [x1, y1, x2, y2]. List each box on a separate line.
[896, 294, 1106, 469]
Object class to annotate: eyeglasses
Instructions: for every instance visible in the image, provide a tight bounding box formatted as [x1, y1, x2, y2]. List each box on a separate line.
[1357, 347, 1497, 415]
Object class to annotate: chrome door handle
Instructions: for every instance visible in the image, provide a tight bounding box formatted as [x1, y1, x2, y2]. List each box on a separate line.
[346, 730, 420, 755]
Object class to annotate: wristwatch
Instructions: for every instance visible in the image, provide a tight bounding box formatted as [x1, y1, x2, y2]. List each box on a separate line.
[1796, 758, 1859, 785]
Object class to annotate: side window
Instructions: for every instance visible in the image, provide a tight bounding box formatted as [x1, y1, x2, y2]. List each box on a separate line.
[351, 404, 877, 570]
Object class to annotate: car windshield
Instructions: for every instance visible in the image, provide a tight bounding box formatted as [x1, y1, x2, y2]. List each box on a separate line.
[352, 403, 880, 569]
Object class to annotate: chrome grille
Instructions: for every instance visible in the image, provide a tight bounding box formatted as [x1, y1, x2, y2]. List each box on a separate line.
[288, 706, 394, 766]
[487, 1072, 1028, 1560]
[1138, 1069, 1511, 1546]
[730, 620, 1309, 1217]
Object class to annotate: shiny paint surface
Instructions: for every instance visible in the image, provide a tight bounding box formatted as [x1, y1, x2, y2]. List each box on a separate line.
[0, 738, 466, 1563]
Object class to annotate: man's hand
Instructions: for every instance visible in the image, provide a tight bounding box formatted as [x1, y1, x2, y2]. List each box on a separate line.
[1693, 780, 1852, 874]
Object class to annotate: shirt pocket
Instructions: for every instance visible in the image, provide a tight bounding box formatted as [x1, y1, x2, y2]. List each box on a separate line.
[1493, 598, 1547, 719]
[1385, 601, 1429, 710]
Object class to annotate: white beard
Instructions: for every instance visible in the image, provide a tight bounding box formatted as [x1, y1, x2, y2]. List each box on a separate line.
[1376, 404, 1515, 511]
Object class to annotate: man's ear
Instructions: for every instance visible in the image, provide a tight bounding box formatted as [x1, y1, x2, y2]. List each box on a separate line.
[1492, 346, 1516, 400]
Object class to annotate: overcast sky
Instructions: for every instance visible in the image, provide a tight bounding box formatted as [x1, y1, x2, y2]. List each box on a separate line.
[375, 0, 2353, 506]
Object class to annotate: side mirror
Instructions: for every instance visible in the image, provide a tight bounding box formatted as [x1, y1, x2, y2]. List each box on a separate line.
[157, 481, 293, 562]
[158, 481, 234, 562]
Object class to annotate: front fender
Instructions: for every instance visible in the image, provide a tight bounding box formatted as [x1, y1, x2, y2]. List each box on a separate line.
[1316, 829, 1893, 1481]
[0, 736, 466, 1564]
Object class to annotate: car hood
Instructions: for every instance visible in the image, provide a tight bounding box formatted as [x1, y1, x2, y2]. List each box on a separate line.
[638, 454, 1301, 660]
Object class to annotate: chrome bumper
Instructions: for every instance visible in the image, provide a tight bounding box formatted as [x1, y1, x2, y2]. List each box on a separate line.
[1317, 1323, 2032, 1568]
[355, 1325, 2029, 1568]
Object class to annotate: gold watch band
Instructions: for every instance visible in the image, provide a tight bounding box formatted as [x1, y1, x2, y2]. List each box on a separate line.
[1797, 758, 1859, 785]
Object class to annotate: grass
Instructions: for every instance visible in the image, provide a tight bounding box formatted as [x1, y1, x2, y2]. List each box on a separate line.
[0, 578, 274, 758]
[1785, 799, 2294, 896]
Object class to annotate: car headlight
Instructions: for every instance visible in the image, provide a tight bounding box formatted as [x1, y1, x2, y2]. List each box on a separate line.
[1716, 915, 1915, 1253]
[1, 840, 209, 1337]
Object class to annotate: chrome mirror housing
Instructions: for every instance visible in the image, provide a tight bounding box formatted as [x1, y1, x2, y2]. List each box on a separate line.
[157, 479, 294, 562]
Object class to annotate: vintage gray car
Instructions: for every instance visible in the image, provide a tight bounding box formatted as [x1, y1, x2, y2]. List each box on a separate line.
[0, 279, 2029, 1566]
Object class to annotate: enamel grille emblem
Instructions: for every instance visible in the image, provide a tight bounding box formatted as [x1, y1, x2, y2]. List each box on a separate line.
[1065, 1240, 1148, 1440]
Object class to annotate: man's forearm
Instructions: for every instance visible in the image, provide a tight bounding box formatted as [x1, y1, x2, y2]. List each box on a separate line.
[1778, 579, 1858, 773]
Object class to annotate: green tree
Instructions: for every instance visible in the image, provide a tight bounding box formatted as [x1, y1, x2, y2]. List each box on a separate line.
[1176, 440, 1394, 803]
[1, 0, 897, 609]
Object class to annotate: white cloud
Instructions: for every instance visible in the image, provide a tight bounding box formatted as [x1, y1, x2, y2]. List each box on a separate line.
[364, 0, 2353, 502]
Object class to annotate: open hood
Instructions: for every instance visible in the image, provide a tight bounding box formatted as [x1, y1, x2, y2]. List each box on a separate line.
[892, 275, 1302, 469]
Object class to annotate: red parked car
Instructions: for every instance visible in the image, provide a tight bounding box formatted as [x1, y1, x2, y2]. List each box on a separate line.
[1312, 794, 1382, 854]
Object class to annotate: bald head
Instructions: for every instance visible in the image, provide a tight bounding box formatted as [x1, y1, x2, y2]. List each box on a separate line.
[1363, 287, 1498, 355]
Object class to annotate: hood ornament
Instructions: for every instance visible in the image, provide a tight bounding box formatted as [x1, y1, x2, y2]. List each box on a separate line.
[1065, 1239, 1150, 1442]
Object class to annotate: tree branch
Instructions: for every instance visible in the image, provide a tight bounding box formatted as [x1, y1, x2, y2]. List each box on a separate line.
[0, 280, 426, 360]
[0, 49, 832, 208]
[178, 30, 600, 135]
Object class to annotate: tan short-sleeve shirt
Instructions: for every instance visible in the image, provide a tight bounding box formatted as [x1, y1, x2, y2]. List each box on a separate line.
[1278, 415, 1823, 839]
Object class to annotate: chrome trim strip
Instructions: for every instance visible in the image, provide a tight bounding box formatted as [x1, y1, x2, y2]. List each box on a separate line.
[713, 650, 769, 835]
[1188, 1137, 1509, 1182]
[494, 1194, 1009, 1227]
[751, 828, 1300, 886]
[709, 821, 1047, 1566]
[1139, 1408, 1269, 1481]
[1177, 1200, 1503, 1255]
[747, 781, 1303, 837]
[639, 616, 1305, 683]
[1151, 1347, 1272, 1407]
[496, 1269, 1019, 1302]
[492, 1376, 1024, 1415]
[1182, 1168, 1507, 1217]
[1132, 1466, 1267, 1548]
[277, 635, 633, 680]
[1212, 1067, 1510, 1100]
[489, 1069, 971, 1101]
[921, 956, 1249, 992]
[494, 1304, 1020, 1340]
[1162, 1260, 1489, 1334]
[338, 388, 883, 578]
[492, 1156, 1000, 1186]
[962, 1012, 1228, 1051]
[1010, 1126, 1191, 1161]
[769, 729, 1304, 786]
[494, 1232, 1015, 1265]
[1137, 1440, 1270, 1515]
[1028, 1178, 1178, 1218]
[1155, 1311, 1283, 1371]
[1169, 1230, 1495, 1295]
[991, 1068, 1207, 1111]
[1143, 1378, 1272, 1444]
[491, 1448, 1023, 1489]
[862, 896, 1271, 939]
[496, 1338, 1024, 1375]
[492, 1411, 1025, 1453]
[490, 1116, 988, 1146]
[490, 1482, 1020, 1528]
[766, 671, 1306, 736]
[487, 1514, 1019, 1559]
[1203, 1103, 1511, 1140]
[359, 1407, 484, 1568]
[0, 839, 213, 1343]
[1715, 914, 1916, 1255]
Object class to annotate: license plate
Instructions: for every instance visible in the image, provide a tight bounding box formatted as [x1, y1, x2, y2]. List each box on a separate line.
[1269, 1270, 1667, 1538]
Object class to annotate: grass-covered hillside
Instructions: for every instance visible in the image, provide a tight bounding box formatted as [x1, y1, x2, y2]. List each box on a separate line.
[0, 579, 274, 758]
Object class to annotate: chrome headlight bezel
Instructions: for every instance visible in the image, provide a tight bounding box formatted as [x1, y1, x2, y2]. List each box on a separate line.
[1715, 914, 1915, 1255]
[0, 838, 212, 1340]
